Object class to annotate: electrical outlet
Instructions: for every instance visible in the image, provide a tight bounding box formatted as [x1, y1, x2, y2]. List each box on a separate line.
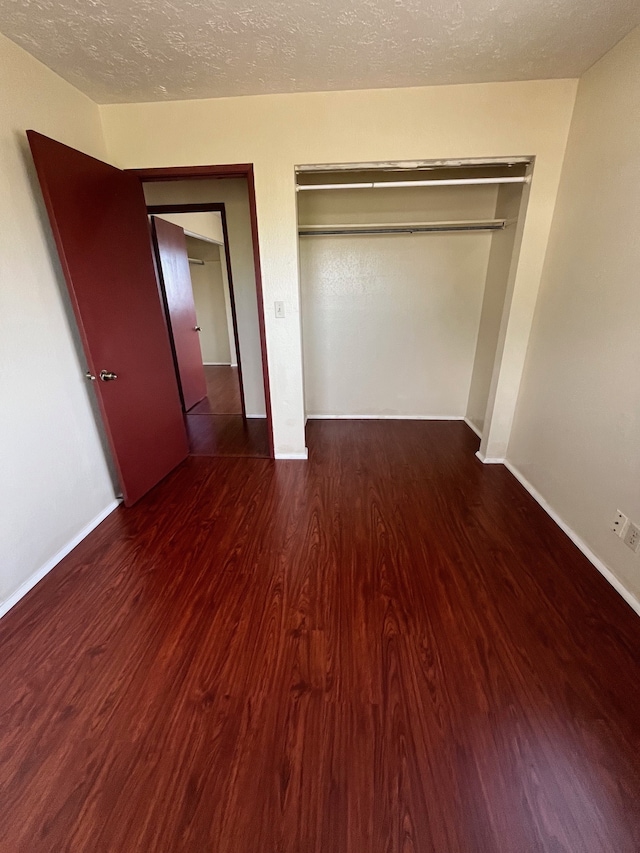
[623, 522, 640, 553]
[612, 509, 628, 538]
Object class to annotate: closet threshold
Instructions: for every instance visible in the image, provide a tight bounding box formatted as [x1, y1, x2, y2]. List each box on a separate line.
[298, 219, 506, 237]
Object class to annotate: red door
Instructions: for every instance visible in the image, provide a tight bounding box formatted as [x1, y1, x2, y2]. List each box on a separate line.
[27, 131, 189, 506]
[151, 217, 207, 411]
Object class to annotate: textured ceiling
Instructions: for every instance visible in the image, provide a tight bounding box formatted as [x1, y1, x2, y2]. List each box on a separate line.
[1, 0, 638, 104]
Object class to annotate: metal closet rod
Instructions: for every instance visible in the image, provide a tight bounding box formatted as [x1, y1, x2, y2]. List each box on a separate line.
[299, 220, 506, 237]
[188, 257, 205, 265]
[296, 176, 528, 191]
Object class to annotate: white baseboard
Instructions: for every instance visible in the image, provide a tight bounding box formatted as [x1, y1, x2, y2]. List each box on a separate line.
[246, 413, 267, 419]
[0, 499, 121, 621]
[203, 362, 232, 366]
[275, 449, 309, 460]
[504, 461, 640, 618]
[463, 417, 483, 439]
[475, 450, 505, 464]
[305, 414, 464, 421]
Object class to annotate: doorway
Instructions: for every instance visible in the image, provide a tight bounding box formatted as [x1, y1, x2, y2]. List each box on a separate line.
[149, 208, 244, 410]
[149, 208, 269, 457]
[133, 166, 273, 457]
[183, 236, 243, 414]
[146, 190, 272, 460]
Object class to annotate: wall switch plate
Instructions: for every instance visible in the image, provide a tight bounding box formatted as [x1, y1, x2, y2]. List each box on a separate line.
[612, 509, 628, 537]
[274, 301, 285, 318]
[623, 522, 640, 553]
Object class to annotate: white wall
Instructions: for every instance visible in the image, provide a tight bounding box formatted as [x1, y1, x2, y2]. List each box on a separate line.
[508, 26, 640, 606]
[144, 179, 266, 417]
[298, 184, 497, 417]
[0, 34, 116, 611]
[101, 78, 577, 456]
[466, 184, 524, 434]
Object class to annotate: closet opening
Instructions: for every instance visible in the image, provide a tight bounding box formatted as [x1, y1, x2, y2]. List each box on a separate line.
[132, 168, 274, 460]
[296, 158, 532, 455]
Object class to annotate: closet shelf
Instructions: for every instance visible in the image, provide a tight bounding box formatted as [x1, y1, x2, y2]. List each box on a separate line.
[298, 219, 506, 237]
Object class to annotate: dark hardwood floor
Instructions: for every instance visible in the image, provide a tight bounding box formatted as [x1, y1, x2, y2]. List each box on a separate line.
[186, 412, 270, 458]
[186, 365, 270, 458]
[1, 421, 639, 852]
[189, 365, 242, 414]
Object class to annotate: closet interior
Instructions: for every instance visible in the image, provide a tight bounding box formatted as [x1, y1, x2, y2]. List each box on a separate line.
[296, 160, 531, 439]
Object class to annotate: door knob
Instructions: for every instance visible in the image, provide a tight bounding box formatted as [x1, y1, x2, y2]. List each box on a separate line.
[194, 325, 202, 332]
[100, 370, 118, 382]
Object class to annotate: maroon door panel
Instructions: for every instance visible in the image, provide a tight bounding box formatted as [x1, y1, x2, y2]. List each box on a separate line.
[150, 217, 207, 412]
[27, 131, 189, 506]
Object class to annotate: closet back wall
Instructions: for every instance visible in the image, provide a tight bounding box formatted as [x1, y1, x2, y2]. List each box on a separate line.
[299, 185, 497, 418]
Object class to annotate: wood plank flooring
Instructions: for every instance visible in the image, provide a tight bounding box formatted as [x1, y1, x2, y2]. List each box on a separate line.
[189, 365, 242, 414]
[186, 365, 269, 458]
[1, 421, 639, 852]
[186, 412, 270, 458]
